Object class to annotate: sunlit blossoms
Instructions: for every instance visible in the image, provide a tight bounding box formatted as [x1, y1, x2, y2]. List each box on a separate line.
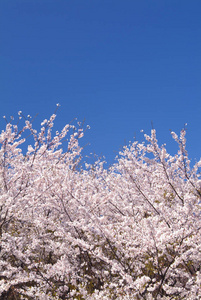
[0, 111, 201, 299]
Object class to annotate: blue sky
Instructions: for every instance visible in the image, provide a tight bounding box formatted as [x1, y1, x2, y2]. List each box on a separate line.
[0, 0, 201, 165]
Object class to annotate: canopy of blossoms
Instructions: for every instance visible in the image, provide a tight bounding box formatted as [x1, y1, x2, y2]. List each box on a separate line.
[0, 110, 201, 299]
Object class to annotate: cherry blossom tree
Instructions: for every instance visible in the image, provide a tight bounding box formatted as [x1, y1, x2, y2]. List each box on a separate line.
[93, 129, 201, 299]
[0, 109, 201, 299]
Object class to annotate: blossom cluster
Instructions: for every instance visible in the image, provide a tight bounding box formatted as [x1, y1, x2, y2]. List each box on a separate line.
[0, 112, 201, 299]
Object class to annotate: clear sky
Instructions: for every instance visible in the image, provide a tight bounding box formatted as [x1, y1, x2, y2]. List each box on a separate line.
[0, 0, 201, 166]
